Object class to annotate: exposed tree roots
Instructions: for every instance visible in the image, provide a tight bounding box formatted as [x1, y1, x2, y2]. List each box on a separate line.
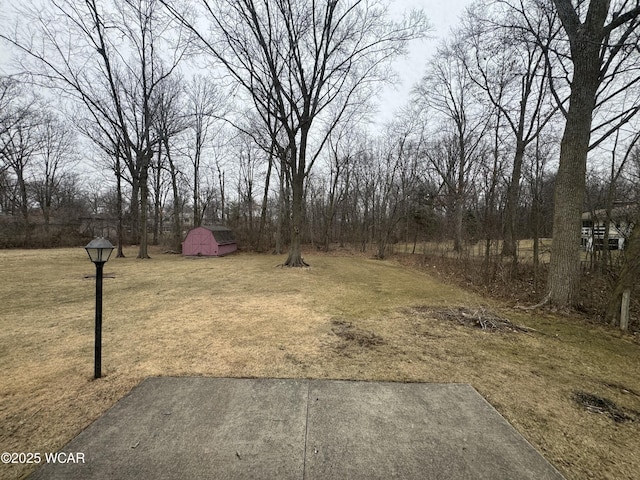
[516, 292, 551, 310]
[280, 255, 309, 267]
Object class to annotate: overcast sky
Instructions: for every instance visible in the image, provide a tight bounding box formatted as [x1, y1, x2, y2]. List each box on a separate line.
[377, 0, 471, 125]
[0, 1, 11, 68]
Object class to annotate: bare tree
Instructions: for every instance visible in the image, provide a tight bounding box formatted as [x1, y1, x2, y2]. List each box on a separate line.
[155, 77, 190, 251]
[247, 110, 283, 252]
[184, 75, 224, 228]
[462, 1, 561, 269]
[76, 114, 130, 257]
[162, 0, 429, 266]
[0, 80, 41, 244]
[150, 141, 170, 245]
[235, 132, 262, 246]
[415, 38, 490, 253]
[320, 122, 361, 252]
[477, 106, 505, 278]
[351, 148, 378, 252]
[371, 114, 425, 259]
[522, 123, 557, 287]
[0, 77, 35, 167]
[534, 0, 640, 307]
[1, 0, 188, 258]
[31, 113, 78, 238]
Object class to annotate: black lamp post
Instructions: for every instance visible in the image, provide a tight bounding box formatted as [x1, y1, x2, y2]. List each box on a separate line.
[85, 237, 115, 379]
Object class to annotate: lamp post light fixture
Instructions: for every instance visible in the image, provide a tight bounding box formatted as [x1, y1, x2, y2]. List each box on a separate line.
[84, 237, 115, 379]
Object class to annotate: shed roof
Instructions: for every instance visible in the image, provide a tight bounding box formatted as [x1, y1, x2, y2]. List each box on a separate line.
[200, 225, 236, 245]
[582, 203, 639, 221]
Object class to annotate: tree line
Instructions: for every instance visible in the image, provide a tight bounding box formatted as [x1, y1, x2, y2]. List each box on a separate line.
[1, 0, 640, 321]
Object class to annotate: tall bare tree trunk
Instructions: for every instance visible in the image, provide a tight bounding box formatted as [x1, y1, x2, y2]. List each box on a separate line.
[275, 160, 286, 255]
[453, 197, 464, 253]
[217, 164, 225, 224]
[502, 139, 526, 262]
[152, 148, 162, 246]
[115, 155, 125, 258]
[322, 168, 340, 252]
[256, 154, 273, 252]
[129, 176, 140, 245]
[166, 142, 182, 253]
[453, 132, 466, 253]
[193, 151, 201, 227]
[546, 77, 595, 305]
[138, 154, 151, 259]
[16, 167, 30, 246]
[546, 0, 605, 306]
[284, 133, 309, 267]
[605, 220, 639, 327]
[284, 171, 306, 266]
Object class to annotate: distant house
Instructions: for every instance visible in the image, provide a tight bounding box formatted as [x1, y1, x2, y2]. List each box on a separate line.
[581, 203, 637, 251]
[182, 226, 237, 256]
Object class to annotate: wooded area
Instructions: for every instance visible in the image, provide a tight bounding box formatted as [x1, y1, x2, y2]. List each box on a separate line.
[1, 0, 639, 324]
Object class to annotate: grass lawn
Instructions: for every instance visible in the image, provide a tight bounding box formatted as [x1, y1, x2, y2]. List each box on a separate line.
[1, 246, 639, 479]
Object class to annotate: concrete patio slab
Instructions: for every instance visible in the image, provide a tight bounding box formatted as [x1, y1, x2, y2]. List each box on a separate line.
[27, 377, 565, 480]
[305, 381, 563, 479]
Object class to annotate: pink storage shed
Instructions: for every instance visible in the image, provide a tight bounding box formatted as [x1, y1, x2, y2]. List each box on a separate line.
[182, 226, 237, 257]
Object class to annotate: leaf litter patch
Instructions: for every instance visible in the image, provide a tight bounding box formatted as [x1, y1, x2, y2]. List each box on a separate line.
[572, 391, 639, 423]
[329, 319, 385, 354]
[407, 306, 531, 333]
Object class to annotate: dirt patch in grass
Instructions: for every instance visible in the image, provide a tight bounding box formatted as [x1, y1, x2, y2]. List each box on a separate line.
[406, 305, 532, 332]
[572, 391, 639, 423]
[329, 319, 386, 354]
[1, 247, 640, 480]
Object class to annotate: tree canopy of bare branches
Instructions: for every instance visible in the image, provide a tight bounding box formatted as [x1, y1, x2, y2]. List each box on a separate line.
[162, 0, 430, 266]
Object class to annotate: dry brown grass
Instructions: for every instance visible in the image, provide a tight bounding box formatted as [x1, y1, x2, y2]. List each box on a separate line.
[1, 246, 639, 479]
